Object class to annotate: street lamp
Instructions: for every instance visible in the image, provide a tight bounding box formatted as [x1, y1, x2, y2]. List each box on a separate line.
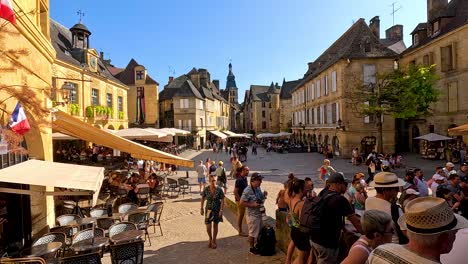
[53, 82, 75, 106]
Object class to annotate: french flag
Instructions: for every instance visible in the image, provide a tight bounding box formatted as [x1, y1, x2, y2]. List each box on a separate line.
[10, 102, 30, 135]
[0, 0, 16, 25]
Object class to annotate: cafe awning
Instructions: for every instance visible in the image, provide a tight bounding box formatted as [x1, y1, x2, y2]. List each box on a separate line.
[112, 128, 162, 141]
[223, 130, 247, 138]
[448, 124, 468, 136]
[414, 133, 453, 142]
[209, 130, 228, 139]
[0, 160, 104, 205]
[160, 128, 191, 136]
[52, 132, 78, 140]
[52, 110, 194, 168]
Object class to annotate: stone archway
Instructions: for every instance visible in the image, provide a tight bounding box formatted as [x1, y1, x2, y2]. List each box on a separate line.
[324, 135, 329, 146]
[107, 125, 115, 130]
[312, 134, 317, 144]
[118, 125, 125, 130]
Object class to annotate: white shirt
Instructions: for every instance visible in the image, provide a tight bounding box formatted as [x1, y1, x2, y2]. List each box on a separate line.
[441, 228, 468, 264]
[365, 197, 402, 244]
[430, 182, 439, 197]
[368, 244, 439, 264]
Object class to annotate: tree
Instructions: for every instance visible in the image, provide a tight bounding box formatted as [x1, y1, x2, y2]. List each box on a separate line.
[344, 64, 439, 153]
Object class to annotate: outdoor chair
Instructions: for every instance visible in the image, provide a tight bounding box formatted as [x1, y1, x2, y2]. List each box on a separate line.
[50, 225, 79, 249]
[31, 232, 67, 256]
[96, 217, 116, 236]
[149, 182, 166, 203]
[127, 212, 151, 246]
[136, 184, 150, 206]
[146, 202, 164, 236]
[109, 240, 144, 264]
[116, 188, 128, 203]
[0, 257, 46, 264]
[165, 178, 179, 197]
[58, 252, 102, 264]
[56, 214, 81, 226]
[108, 222, 137, 239]
[72, 228, 105, 245]
[177, 178, 191, 197]
[118, 203, 138, 215]
[90, 208, 107, 218]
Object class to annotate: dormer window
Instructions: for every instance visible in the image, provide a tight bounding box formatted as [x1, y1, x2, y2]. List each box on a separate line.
[136, 70, 144, 80]
[433, 20, 440, 35]
[364, 39, 371, 53]
[413, 34, 419, 46]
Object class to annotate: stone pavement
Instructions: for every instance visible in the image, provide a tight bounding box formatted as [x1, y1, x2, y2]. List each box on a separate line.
[101, 192, 285, 263]
[177, 147, 453, 220]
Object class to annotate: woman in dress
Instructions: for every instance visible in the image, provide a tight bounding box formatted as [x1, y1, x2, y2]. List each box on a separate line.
[200, 174, 225, 249]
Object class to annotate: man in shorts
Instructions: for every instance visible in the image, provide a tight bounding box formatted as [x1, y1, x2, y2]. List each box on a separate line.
[240, 173, 267, 255]
[196, 160, 207, 192]
[234, 165, 249, 236]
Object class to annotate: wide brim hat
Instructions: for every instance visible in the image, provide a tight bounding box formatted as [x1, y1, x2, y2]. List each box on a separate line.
[369, 172, 405, 188]
[398, 197, 468, 235]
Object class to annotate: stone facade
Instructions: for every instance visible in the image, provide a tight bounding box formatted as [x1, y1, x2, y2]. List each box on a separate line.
[291, 18, 400, 158]
[0, 0, 55, 245]
[243, 83, 281, 134]
[279, 79, 301, 131]
[50, 20, 129, 130]
[399, 0, 468, 149]
[110, 59, 159, 128]
[159, 68, 231, 148]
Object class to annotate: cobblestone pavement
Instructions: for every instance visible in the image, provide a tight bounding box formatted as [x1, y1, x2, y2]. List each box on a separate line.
[101, 195, 285, 264]
[178, 147, 452, 220]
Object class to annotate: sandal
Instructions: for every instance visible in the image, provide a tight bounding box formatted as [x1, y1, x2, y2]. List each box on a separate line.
[211, 242, 217, 249]
[208, 240, 212, 248]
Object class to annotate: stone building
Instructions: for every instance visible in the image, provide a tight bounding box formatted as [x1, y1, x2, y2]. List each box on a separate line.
[220, 63, 242, 132]
[243, 82, 281, 134]
[50, 19, 129, 130]
[291, 17, 403, 157]
[108, 59, 159, 128]
[159, 68, 230, 148]
[398, 0, 468, 151]
[0, 0, 55, 248]
[279, 78, 301, 131]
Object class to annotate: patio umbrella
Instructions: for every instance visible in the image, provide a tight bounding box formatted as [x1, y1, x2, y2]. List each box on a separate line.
[448, 124, 468, 136]
[414, 133, 453, 142]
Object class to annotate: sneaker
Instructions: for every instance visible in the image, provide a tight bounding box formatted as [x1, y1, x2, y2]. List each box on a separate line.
[249, 247, 260, 255]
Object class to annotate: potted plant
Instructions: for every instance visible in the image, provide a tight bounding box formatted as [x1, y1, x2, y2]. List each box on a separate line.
[118, 111, 124, 119]
[69, 103, 80, 115]
[85, 106, 94, 118]
[106, 107, 113, 118]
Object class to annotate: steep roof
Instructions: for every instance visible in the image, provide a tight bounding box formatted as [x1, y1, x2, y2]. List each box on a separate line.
[50, 19, 124, 86]
[159, 75, 204, 101]
[114, 59, 159, 85]
[226, 63, 237, 88]
[295, 18, 398, 90]
[249, 85, 270, 102]
[403, 0, 468, 54]
[280, 79, 301, 99]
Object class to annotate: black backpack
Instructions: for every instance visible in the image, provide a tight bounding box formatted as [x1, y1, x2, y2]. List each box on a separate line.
[299, 189, 339, 235]
[255, 226, 276, 256]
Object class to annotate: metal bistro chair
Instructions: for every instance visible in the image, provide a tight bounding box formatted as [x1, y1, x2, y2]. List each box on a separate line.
[90, 208, 107, 218]
[71, 228, 106, 255]
[50, 225, 79, 254]
[165, 178, 179, 197]
[58, 252, 102, 264]
[56, 214, 81, 226]
[108, 222, 137, 240]
[0, 257, 46, 264]
[136, 185, 150, 206]
[109, 240, 144, 264]
[118, 203, 138, 218]
[150, 181, 166, 203]
[127, 212, 151, 246]
[96, 217, 117, 237]
[146, 202, 164, 236]
[116, 188, 128, 203]
[177, 178, 191, 197]
[30, 232, 67, 257]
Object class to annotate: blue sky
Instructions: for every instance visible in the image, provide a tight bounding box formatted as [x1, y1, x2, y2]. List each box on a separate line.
[50, 0, 427, 102]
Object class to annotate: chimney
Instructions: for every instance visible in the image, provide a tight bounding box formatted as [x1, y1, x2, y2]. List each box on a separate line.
[213, 80, 219, 89]
[427, 0, 448, 22]
[369, 16, 380, 38]
[198, 69, 209, 88]
[99, 52, 104, 60]
[385, 25, 404, 41]
[168, 76, 174, 84]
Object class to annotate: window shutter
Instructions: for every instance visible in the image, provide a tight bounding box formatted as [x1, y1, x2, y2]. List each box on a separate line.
[336, 102, 340, 122]
[316, 80, 321, 98]
[331, 71, 337, 92]
[331, 103, 337, 123]
[327, 104, 333, 124]
[363, 65, 376, 85]
[429, 52, 434, 65]
[311, 84, 315, 100]
[452, 42, 457, 70]
[179, 99, 184, 109]
[178, 120, 182, 128]
[364, 102, 370, 123]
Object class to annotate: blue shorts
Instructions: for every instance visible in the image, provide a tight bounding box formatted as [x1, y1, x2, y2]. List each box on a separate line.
[198, 177, 206, 184]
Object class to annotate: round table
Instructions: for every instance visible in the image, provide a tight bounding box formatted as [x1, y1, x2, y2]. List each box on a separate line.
[110, 230, 144, 244]
[71, 237, 109, 253]
[70, 217, 97, 226]
[22, 242, 62, 257]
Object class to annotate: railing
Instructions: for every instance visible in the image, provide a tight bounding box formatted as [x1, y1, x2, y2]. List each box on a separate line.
[1, 152, 28, 169]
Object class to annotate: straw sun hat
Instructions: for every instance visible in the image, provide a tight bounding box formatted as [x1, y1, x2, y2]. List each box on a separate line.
[398, 197, 468, 235]
[369, 172, 405, 188]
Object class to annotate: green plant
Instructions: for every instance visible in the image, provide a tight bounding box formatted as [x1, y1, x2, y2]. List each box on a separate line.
[106, 107, 113, 116]
[69, 103, 80, 115]
[118, 111, 124, 119]
[85, 106, 95, 118]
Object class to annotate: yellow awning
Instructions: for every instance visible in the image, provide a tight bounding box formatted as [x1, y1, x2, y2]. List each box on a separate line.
[52, 110, 194, 168]
[448, 124, 468, 136]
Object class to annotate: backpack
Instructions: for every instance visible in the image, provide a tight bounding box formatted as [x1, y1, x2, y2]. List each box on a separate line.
[299, 189, 339, 235]
[218, 168, 227, 183]
[255, 226, 276, 256]
[390, 203, 409, 244]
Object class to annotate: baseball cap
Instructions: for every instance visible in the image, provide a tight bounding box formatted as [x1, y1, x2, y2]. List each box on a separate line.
[328, 172, 348, 184]
[446, 162, 455, 168]
[250, 173, 264, 181]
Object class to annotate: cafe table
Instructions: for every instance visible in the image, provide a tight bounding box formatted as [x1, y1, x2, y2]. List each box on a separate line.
[21, 241, 63, 257]
[110, 230, 144, 244]
[71, 237, 109, 253]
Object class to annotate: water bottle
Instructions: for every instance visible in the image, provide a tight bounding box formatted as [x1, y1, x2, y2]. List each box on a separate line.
[107, 203, 113, 217]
